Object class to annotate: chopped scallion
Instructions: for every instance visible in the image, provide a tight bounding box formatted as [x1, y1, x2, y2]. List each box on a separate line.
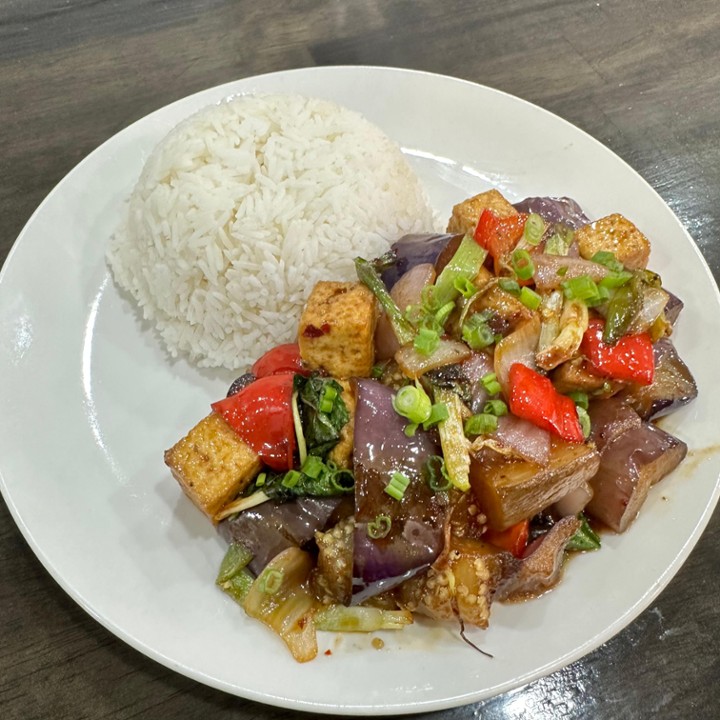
[414, 326, 440, 355]
[255, 472, 267, 487]
[258, 568, 284, 595]
[511, 249, 535, 281]
[498, 277, 521, 296]
[425, 455, 451, 492]
[598, 270, 633, 289]
[367, 514, 392, 539]
[481, 372, 502, 396]
[483, 399, 508, 416]
[384, 471, 411, 500]
[393, 383, 432, 424]
[453, 276, 477, 298]
[519, 286, 542, 310]
[464, 412, 498, 436]
[301, 454, 324, 479]
[462, 313, 495, 350]
[281, 470, 302, 488]
[591, 250, 624, 273]
[562, 274, 601, 303]
[523, 213, 545, 245]
[404, 422, 418, 437]
[422, 402, 449, 430]
[319, 384, 338, 413]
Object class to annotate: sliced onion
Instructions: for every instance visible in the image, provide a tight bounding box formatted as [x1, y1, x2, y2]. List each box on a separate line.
[553, 483, 593, 516]
[493, 315, 541, 394]
[376, 263, 438, 361]
[473, 414, 551, 466]
[395, 339, 471, 379]
[627, 286, 669, 335]
[533, 254, 608, 290]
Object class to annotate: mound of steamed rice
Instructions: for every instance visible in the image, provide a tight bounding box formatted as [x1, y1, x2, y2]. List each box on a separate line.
[107, 93, 439, 370]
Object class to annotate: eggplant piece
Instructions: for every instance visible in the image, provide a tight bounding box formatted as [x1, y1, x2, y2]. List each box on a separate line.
[664, 291, 684, 327]
[496, 515, 581, 601]
[470, 439, 600, 531]
[588, 397, 643, 453]
[513, 196, 590, 230]
[586, 423, 687, 532]
[397, 536, 520, 629]
[617, 338, 697, 420]
[219, 496, 343, 575]
[352, 379, 447, 603]
[380, 233, 458, 290]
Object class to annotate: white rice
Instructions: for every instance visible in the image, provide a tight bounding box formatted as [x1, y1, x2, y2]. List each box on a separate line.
[108, 93, 439, 369]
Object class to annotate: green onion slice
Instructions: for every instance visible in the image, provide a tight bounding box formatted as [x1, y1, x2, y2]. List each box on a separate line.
[384, 471, 411, 500]
[367, 514, 392, 539]
[414, 326, 440, 355]
[462, 313, 496, 350]
[519, 286, 542, 310]
[481, 372, 502, 396]
[464, 412, 498, 436]
[511, 249, 535, 281]
[483, 399, 508, 416]
[425, 455, 451, 492]
[258, 567, 284, 595]
[393, 384, 432, 424]
[422, 402, 449, 430]
[498, 277, 521, 296]
[523, 213, 545, 245]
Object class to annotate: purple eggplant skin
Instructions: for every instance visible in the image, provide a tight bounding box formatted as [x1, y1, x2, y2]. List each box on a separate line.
[352, 379, 447, 603]
[664, 291, 684, 327]
[218, 497, 343, 575]
[380, 233, 457, 290]
[512, 196, 590, 230]
[586, 422, 687, 533]
[588, 398, 643, 454]
[618, 338, 698, 420]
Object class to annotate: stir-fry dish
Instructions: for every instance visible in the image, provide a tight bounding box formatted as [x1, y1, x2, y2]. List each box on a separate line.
[165, 190, 697, 662]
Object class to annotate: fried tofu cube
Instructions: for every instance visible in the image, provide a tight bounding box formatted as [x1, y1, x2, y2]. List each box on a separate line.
[165, 412, 262, 523]
[575, 213, 650, 270]
[327, 380, 355, 469]
[446, 189, 518, 234]
[298, 281, 377, 378]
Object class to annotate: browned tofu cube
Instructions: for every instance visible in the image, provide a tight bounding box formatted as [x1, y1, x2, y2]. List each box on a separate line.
[446, 189, 518, 234]
[327, 379, 355, 469]
[165, 412, 262, 523]
[575, 213, 650, 270]
[298, 281, 377, 378]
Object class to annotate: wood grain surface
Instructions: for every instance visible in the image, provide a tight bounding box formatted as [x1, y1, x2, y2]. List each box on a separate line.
[1, 1, 719, 718]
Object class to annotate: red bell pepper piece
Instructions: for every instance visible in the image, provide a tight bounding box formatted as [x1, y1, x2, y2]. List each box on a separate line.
[251, 343, 308, 378]
[508, 363, 584, 443]
[211, 374, 296, 471]
[485, 519, 530, 558]
[581, 318, 654, 385]
[474, 209, 527, 274]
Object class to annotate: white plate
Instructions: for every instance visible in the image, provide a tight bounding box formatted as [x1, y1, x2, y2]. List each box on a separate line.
[1, 66, 719, 715]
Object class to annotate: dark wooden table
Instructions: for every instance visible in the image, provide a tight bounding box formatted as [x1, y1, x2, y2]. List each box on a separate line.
[2, 2, 719, 718]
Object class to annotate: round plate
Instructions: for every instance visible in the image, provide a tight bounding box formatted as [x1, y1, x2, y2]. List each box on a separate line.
[1, 66, 719, 715]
